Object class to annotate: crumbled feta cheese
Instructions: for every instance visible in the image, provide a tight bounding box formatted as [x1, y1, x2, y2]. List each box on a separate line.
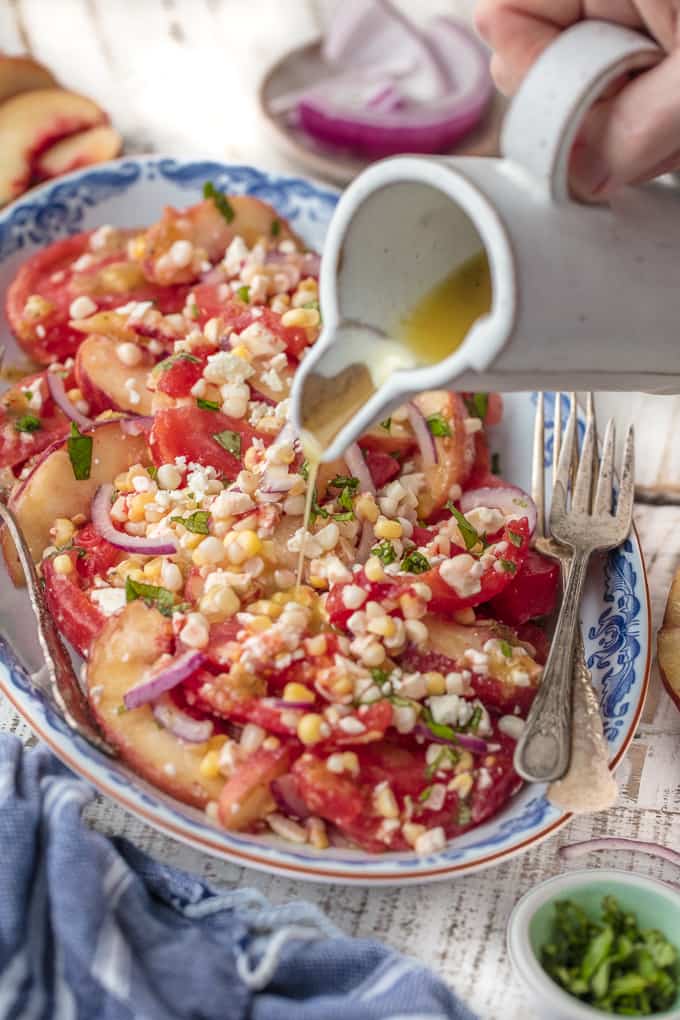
[428, 694, 464, 727]
[414, 826, 446, 855]
[439, 554, 482, 598]
[69, 295, 97, 320]
[90, 587, 127, 616]
[498, 715, 525, 740]
[464, 506, 506, 536]
[116, 341, 143, 367]
[203, 351, 254, 385]
[212, 490, 255, 518]
[337, 716, 366, 735]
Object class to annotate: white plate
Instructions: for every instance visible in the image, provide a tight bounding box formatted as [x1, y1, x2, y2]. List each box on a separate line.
[0, 157, 650, 884]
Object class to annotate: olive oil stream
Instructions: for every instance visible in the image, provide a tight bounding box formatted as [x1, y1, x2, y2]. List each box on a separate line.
[295, 251, 492, 585]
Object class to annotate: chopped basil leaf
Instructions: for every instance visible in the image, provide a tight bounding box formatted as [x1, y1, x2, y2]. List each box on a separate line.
[401, 549, 430, 574]
[299, 460, 309, 481]
[203, 180, 235, 223]
[379, 417, 392, 432]
[125, 576, 175, 616]
[462, 705, 483, 733]
[464, 392, 488, 421]
[371, 539, 397, 565]
[499, 559, 517, 573]
[507, 530, 523, 548]
[67, 422, 92, 480]
[302, 299, 320, 313]
[14, 414, 42, 433]
[457, 804, 472, 825]
[270, 218, 281, 237]
[332, 510, 354, 522]
[446, 502, 484, 551]
[197, 397, 220, 411]
[147, 465, 158, 480]
[237, 285, 250, 303]
[370, 668, 390, 687]
[309, 492, 329, 525]
[213, 429, 241, 458]
[424, 748, 454, 780]
[329, 475, 359, 491]
[170, 510, 210, 534]
[190, 302, 200, 320]
[426, 412, 452, 437]
[499, 639, 513, 658]
[418, 785, 433, 803]
[115, 704, 128, 716]
[491, 452, 501, 475]
[337, 487, 354, 513]
[421, 708, 458, 744]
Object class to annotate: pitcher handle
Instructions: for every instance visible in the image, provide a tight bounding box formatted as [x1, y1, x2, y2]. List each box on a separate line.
[501, 20, 660, 203]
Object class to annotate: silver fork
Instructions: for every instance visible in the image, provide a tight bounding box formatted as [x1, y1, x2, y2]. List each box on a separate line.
[514, 393, 635, 783]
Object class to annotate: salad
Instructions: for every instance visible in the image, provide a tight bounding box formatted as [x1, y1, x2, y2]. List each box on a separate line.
[0, 182, 560, 854]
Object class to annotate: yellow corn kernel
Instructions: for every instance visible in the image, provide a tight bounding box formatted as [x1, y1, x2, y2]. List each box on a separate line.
[342, 751, 359, 776]
[126, 569, 146, 583]
[249, 615, 272, 633]
[283, 682, 315, 704]
[402, 822, 426, 847]
[66, 387, 84, 404]
[230, 343, 252, 361]
[128, 493, 153, 522]
[364, 556, 385, 583]
[374, 516, 403, 540]
[454, 751, 473, 774]
[375, 784, 399, 819]
[248, 599, 281, 619]
[297, 713, 324, 746]
[115, 557, 142, 579]
[262, 735, 281, 751]
[199, 585, 240, 621]
[425, 672, 446, 696]
[448, 772, 473, 798]
[199, 750, 221, 779]
[127, 235, 146, 261]
[281, 307, 320, 329]
[143, 557, 163, 581]
[208, 734, 228, 751]
[453, 607, 476, 625]
[331, 676, 354, 697]
[306, 817, 329, 850]
[24, 293, 54, 319]
[182, 532, 203, 551]
[367, 616, 397, 638]
[484, 755, 496, 767]
[355, 494, 379, 523]
[243, 447, 259, 471]
[309, 575, 327, 590]
[236, 530, 261, 558]
[290, 586, 317, 608]
[52, 517, 75, 547]
[305, 634, 327, 657]
[399, 593, 426, 619]
[52, 553, 73, 576]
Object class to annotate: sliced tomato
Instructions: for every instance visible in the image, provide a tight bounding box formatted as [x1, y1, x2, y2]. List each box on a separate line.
[72, 523, 123, 583]
[149, 405, 269, 479]
[469, 732, 523, 825]
[192, 289, 312, 359]
[515, 621, 550, 665]
[218, 745, 293, 830]
[363, 448, 401, 488]
[488, 549, 560, 626]
[42, 551, 105, 658]
[292, 753, 365, 829]
[0, 370, 71, 471]
[155, 351, 211, 398]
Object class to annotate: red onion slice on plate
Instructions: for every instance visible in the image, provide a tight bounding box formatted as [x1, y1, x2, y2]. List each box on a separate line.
[124, 650, 206, 710]
[92, 484, 178, 555]
[407, 402, 437, 468]
[152, 693, 214, 743]
[559, 838, 680, 870]
[271, 775, 311, 819]
[46, 371, 92, 430]
[345, 442, 375, 494]
[459, 485, 537, 535]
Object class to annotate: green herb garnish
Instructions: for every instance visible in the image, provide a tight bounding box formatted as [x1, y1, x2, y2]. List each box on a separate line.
[507, 529, 523, 548]
[371, 540, 397, 565]
[464, 392, 488, 421]
[499, 639, 513, 659]
[462, 705, 483, 733]
[424, 747, 459, 780]
[125, 576, 175, 616]
[170, 510, 210, 534]
[401, 549, 431, 574]
[446, 502, 484, 551]
[426, 412, 452, 438]
[491, 452, 501, 475]
[499, 559, 517, 574]
[329, 475, 359, 491]
[418, 785, 433, 803]
[197, 397, 220, 411]
[270, 218, 281, 237]
[332, 511, 354, 522]
[14, 414, 42, 433]
[421, 708, 458, 745]
[541, 895, 679, 1015]
[457, 804, 472, 826]
[213, 429, 241, 458]
[203, 180, 235, 223]
[237, 285, 250, 303]
[155, 352, 200, 374]
[67, 422, 92, 480]
[380, 417, 392, 432]
[147, 465, 158, 480]
[190, 302, 200, 320]
[299, 460, 309, 481]
[370, 668, 390, 687]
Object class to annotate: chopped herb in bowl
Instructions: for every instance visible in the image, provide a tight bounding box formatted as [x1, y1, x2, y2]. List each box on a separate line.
[541, 895, 680, 1015]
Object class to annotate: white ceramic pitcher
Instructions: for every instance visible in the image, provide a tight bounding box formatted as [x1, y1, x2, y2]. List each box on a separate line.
[290, 20, 680, 462]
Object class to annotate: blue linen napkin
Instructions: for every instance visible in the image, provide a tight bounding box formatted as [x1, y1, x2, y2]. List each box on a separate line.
[0, 734, 477, 1020]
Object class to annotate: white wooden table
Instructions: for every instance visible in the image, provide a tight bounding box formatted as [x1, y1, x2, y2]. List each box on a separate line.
[1, 3, 679, 1018]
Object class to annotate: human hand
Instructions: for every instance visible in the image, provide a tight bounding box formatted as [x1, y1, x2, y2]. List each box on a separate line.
[475, 1, 680, 199]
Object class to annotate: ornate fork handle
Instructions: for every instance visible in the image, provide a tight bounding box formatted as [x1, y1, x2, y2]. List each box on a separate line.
[514, 549, 591, 782]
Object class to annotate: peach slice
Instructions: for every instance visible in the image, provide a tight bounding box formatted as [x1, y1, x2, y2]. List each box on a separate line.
[658, 566, 680, 712]
[34, 124, 122, 180]
[0, 55, 57, 104]
[425, 614, 542, 687]
[75, 335, 154, 415]
[87, 601, 224, 808]
[0, 88, 107, 205]
[413, 391, 476, 518]
[1, 419, 150, 585]
[218, 745, 292, 829]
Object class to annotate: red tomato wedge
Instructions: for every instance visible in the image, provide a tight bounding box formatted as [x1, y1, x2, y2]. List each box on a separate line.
[42, 551, 106, 658]
[488, 549, 560, 626]
[149, 405, 269, 479]
[363, 448, 401, 488]
[192, 289, 312, 359]
[0, 370, 71, 471]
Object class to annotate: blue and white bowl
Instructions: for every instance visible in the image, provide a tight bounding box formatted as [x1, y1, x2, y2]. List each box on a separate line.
[0, 157, 651, 884]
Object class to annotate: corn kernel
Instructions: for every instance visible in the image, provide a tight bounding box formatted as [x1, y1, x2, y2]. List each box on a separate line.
[248, 599, 281, 619]
[128, 492, 153, 522]
[305, 634, 327, 657]
[374, 516, 403, 540]
[297, 713, 324, 745]
[374, 784, 399, 819]
[454, 751, 473, 774]
[52, 517, 75, 547]
[199, 750, 221, 779]
[143, 557, 163, 581]
[331, 676, 353, 697]
[309, 575, 327, 589]
[402, 822, 427, 847]
[425, 671, 447, 696]
[199, 585, 240, 621]
[66, 387, 83, 403]
[367, 616, 397, 638]
[236, 529, 261, 558]
[192, 536, 226, 567]
[306, 816, 329, 849]
[126, 568, 146, 583]
[263, 735, 281, 751]
[282, 682, 315, 704]
[52, 553, 73, 576]
[342, 751, 359, 776]
[364, 556, 385, 583]
[281, 306, 320, 328]
[113, 470, 134, 493]
[249, 615, 272, 633]
[448, 772, 473, 798]
[207, 734, 228, 751]
[230, 343, 251, 360]
[182, 532, 203, 551]
[355, 494, 379, 523]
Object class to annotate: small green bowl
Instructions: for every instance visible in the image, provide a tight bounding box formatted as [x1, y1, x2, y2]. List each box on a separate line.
[507, 869, 680, 1019]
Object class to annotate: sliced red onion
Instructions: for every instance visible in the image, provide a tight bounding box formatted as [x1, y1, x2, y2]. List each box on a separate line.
[259, 470, 299, 494]
[407, 402, 437, 468]
[92, 483, 178, 555]
[345, 442, 375, 494]
[271, 775, 311, 819]
[270, 699, 314, 710]
[152, 694, 214, 743]
[367, 81, 404, 113]
[459, 485, 537, 535]
[299, 15, 491, 157]
[124, 650, 206, 710]
[120, 415, 153, 436]
[559, 838, 680, 870]
[356, 521, 375, 564]
[46, 371, 92, 430]
[414, 721, 489, 754]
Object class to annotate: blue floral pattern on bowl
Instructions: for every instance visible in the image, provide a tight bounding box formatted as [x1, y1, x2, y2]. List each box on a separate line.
[0, 158, 649, 884]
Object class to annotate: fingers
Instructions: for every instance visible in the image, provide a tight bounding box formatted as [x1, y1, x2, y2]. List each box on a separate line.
[634, 0, 680, 51]
[475, 1, 574, 94]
